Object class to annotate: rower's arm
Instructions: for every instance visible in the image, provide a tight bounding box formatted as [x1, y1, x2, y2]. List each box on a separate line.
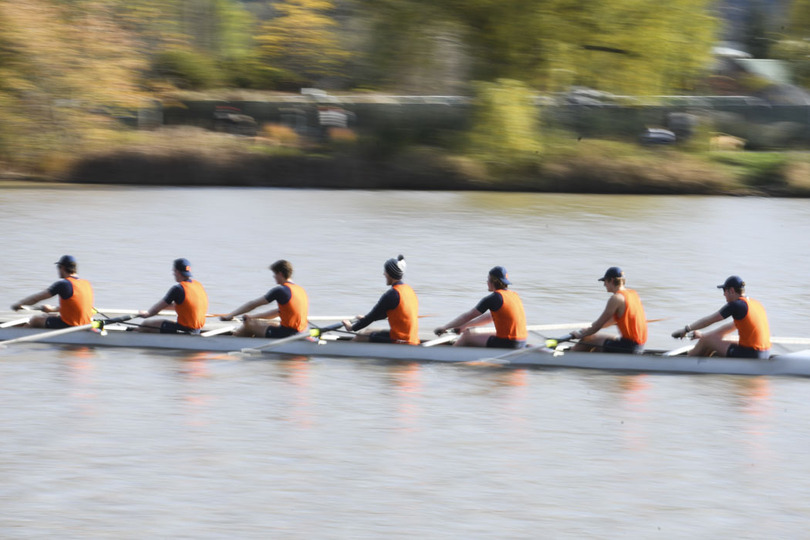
[249, 308, 280, 320]
[221, 297, 269, 320]
[672, 311, 725, 338]
[463, 310, 494, 329]
[140, 300, 171, 319]
[575, 295, 622, 338]
[435, 308, 482, 334]
[687, 311, 724, 332]
[11, 289, 54, 311]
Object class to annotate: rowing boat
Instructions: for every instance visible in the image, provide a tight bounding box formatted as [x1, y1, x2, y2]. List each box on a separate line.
[2, 322, 810, 376]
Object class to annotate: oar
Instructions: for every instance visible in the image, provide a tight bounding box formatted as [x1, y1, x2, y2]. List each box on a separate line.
[62, 307, 178, 317]
[0, 314, 138, 347]
[526, 318, 668, 333]
[770, 337, 810, 345]
[662, 343, 695, 356]
[0, 317, 31, 328]
[420, 333, 459, 347]
[201, 325, 238, 337]
[210, 313, 357, 321]
[462, 335, 571, 367]
[234, 321, 346, 356]
[526, 322, 590, 331]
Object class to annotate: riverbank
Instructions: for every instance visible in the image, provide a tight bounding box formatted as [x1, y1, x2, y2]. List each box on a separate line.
[7, 127, 810, 196]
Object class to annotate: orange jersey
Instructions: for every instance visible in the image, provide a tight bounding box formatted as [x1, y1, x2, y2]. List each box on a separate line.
[735, 297, 771, 350]
[278, 282, 309, 332]
[389, 283, 419, 345]
[491, 289, 527, 341]
[59, 276, 94, 326]
[615, 289, 647, 345]
[176, 280, 208, 330]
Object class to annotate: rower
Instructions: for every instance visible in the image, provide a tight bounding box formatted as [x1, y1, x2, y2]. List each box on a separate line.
[569, 267, 647, 353]
[10, 255, 94, 328]
[342, 255, 419, 345]
[672, 275, 771, 358]
[137, 258, 208, 334]
[220, 259, 309, 338]
[434, 266, 527, 348]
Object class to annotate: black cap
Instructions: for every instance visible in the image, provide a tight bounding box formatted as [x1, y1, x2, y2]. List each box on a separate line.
[718, 275, 744, 289]
[598, 267, 623, 281]
[55, 255, 77, 267]
[173, 258, 192, 278]
[384, 255, 406, 280]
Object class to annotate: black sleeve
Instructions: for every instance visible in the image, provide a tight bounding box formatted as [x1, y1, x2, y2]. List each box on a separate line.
[48, 279, 72, 299]
[352, 288, 401, 331]
[264, 285, 292, 305]
[474, 292, 503, 314]
[163, 284, 185, 305]
[719, 299, 748, 320]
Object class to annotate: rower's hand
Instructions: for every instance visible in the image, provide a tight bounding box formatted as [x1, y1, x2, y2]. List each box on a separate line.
[570, 329, 584, 339]
[11, 303, 21, 311]
[220, 314, 234, 321]
[138, 310, 151, 318]
[40, 304, 56, 313]
[434, 326, 446, 336]
[672, 326, 688, 339]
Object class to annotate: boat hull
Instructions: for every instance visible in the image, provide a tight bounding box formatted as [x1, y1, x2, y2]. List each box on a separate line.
[1, 326, 810, 377]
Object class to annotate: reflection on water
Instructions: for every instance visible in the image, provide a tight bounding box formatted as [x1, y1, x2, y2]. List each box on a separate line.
[1, 188, 810, 537]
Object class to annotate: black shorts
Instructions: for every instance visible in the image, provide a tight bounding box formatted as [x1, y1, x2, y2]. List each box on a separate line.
[159, 321, 200, 335]
[727, 344, 770, 359]
[265, 325, 299, 339]
[368, 330, 393, 343]
[603, 338, 644, 354]
[44, 316, 71, 329]
[368, 330, 415, 344]
[486, 336, 526, 349]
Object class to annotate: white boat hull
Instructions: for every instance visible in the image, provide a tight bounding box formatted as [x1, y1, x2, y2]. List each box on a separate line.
[2, 326, 810, 376]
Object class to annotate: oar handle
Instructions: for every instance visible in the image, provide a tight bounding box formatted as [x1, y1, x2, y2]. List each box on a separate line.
[545, 333, 574, 348]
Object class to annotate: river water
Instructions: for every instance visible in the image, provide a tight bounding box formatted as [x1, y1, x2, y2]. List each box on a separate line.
[1, 186, 809, 538]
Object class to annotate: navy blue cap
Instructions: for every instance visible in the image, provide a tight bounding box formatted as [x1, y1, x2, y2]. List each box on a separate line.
[489, 266, 511, 285]
[55, 255, 77, 267]
[598, 267, 624, 281]
[173, 258, 193, 278]
[718, 275, 744, 289]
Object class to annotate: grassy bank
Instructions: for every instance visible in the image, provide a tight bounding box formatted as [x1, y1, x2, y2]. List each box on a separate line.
[9, 126, 810, 196]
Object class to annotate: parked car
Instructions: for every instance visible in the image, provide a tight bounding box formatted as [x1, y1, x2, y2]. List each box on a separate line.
[639, 128, 676, 145]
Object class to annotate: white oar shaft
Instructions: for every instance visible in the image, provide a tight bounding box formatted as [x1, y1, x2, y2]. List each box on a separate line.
[92, 308, 176, 316]
[201, 324, 238, 337]
[238, 331, 312, 354]
[526, 322, 590, 331]
[771, 337, 810, 345]
[421, 333, 459, 347]
[0, 317, 31, 329]
[662, 344, 695, 356]
[0, 322, 97, 346]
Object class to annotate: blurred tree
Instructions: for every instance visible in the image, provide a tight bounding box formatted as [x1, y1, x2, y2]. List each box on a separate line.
[467, 79, 541, 161]
[785, 0, 810, 37]
[0, 0, 146, 171]
[356, 0, 719, 95]
[771, 0, 810, 88]
[255, 0, 349, 85]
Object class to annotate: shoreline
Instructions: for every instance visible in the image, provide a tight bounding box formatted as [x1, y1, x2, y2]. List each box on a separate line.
[5, 146, 810, 197]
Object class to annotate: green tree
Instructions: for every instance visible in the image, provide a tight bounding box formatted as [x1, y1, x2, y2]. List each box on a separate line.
[355, 0, 719, 95]
[467, 79, 542, 161]
[771, 0, 810, 88]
